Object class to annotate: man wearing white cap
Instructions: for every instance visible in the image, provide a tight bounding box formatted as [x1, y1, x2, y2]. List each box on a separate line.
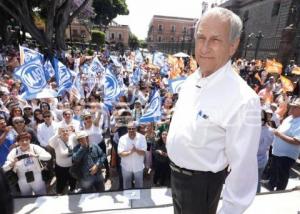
[72, 131, 106, 192]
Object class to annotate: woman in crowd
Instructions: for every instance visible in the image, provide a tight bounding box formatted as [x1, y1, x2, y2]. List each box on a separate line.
[33, 109, 44, 131]
[152, 131, 170, 186]
[47, 125, 76, 194]
[257, 110, 274, 193]
[2, 132, 51, 195]
[144, 122, 155, 175]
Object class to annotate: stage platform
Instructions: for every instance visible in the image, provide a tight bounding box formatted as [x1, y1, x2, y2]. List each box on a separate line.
[14, 183, 300, 214]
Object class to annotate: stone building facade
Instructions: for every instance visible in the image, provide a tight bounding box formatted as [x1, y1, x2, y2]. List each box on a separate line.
[147, 15, 198, 54]
[221, 0, 300, 66]
[105, 21, 130, 48]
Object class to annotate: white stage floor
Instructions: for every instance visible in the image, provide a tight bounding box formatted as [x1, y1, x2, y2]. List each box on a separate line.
[14, 183, 300, 214]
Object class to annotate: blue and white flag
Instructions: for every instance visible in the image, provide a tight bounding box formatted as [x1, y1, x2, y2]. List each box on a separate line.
[14, 57, 48, 99]
[135, 50, 144, 65]
[103, 68, 121, 102]
[153, 51, 165, 67]
[160, 63, 169, 76]
[126, 60, 134, 72]
[53, 58, 73, 96]
[82, 63, 89, 74]
[168, 77, 187, 94]
[19, 45, 43, 65]
[43, 60, 55, 80]
[88, 56, 105, 74]
[139, 90, 161, 123]
[131, 66, 142, 85]
[70, 73, 84, 100]
[110, 56, 122, 67]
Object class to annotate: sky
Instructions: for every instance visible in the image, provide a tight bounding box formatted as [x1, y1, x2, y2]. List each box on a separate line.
[114, 0, 226, 40]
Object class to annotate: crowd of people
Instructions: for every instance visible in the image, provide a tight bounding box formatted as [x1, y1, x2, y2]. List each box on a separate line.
[0, 36, 299, 198]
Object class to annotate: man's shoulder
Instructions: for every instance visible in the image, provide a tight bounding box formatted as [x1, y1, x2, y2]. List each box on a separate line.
[225, 68, 259, 99]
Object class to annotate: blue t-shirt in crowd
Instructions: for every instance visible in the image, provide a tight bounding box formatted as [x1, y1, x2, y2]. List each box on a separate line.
[0, 131, 15, 166]
[272, 116, 300, 160]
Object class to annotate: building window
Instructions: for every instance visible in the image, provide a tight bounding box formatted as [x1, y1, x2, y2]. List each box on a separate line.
[111, 33, 115, 39]
[119, 33, 122, 40]
[158, 24, 163, 32]
[171, 25, 176, 32]
[158, 36, 162, 42]
[271, 1, 281, 16]
[72, 29, 78, 36]
[171, 37, 174, 42]
[183, 27, 187, 33]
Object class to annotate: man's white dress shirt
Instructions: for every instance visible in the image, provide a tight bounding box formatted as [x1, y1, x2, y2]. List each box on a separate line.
[118, 133, 147, 173]
[167, 61, 261, 214]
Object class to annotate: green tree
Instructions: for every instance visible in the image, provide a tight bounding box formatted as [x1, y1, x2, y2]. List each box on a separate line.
[139, 40, 147, 49]
[0, 0, 92, 54]
[91, 30, 105, 47]
[128, 34, 139, 50]
[93, 0, 129, 31]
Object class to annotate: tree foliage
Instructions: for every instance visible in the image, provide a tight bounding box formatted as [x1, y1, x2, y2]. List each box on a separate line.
[128, 34, 139, 50]
[93, 0, 129, 31]
[91, 30, 105, 47]
[0, 0, 93, 54]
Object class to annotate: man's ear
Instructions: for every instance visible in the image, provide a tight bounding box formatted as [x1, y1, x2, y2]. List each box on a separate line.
[229, 38, 240, 57]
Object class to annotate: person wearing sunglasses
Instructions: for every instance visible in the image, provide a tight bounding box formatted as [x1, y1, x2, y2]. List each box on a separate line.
[118, 121, 147, 189]
[37, 111, 58, 148]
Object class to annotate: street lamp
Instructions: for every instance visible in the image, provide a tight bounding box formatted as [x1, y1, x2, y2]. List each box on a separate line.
[254, 31, 264, 59]
[244, 33, 255, 58]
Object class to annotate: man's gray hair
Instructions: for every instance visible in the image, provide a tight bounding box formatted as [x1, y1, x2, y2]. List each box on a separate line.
[195, 7, 243, 43]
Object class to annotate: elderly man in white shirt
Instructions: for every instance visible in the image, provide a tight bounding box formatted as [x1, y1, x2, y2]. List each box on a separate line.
[58, 109, 80, 132]
[118, 121, 147, 189]
[166, 7, 261, 214]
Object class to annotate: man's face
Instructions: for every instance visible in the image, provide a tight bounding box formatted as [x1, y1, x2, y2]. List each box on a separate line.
[195, 15, 239, 76]
[63, 111, 72, 122]
[128, 125, 137, 140]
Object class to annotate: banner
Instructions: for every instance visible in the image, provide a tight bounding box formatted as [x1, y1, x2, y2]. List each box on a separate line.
[135, 49, 144, 65]
[53, 58, 73, 96]
[139, 90, 161, 123]
[131, 66, 142, 85]
[103, 68, 121, 101]
[292, 66, 300, 75]
[265, 59, 282, 74]
[14, 57, 49, 99]
[153, 52, 165, 67]
[88, 56, 105, 74]
[168, 77, 187, 94]
[19, 46, 43, 65]
[280, 75, 294, 92]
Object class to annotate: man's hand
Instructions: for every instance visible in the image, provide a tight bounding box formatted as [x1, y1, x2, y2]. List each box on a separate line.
[273, 129, 280, 137]
[89, 164, 98, 175]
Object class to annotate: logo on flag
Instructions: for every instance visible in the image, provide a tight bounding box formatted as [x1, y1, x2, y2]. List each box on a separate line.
[103, 68, 121, 101]
[14, 57, 47, 94]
